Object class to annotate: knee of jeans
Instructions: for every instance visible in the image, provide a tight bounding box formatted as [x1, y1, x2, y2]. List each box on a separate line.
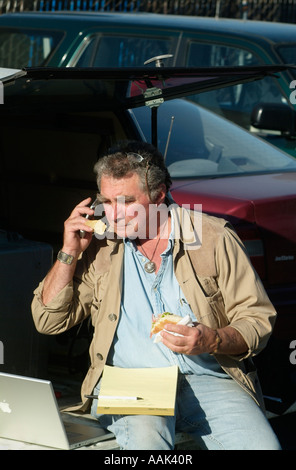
[111, 415, 175, 450]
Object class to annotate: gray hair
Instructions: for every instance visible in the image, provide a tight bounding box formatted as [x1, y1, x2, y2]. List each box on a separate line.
[94, 141, 172, 203]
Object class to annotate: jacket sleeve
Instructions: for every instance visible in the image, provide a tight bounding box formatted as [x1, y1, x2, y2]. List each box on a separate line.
[216, 224, 277, 358]
[31, 254, 95, 335]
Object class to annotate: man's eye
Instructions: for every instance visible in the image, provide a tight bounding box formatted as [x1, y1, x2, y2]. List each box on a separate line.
[117, 198, 134, 205]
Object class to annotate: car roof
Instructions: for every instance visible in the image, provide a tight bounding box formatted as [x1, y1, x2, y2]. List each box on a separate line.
[1, 11, 296, 44]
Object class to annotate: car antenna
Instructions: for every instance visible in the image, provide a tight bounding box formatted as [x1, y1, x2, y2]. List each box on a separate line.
[164, 115, 175, 162]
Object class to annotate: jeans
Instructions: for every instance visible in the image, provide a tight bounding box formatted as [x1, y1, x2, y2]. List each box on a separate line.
[91, 373, 281, 450]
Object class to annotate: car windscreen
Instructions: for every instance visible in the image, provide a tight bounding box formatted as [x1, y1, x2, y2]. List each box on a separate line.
[0, 29, 64, 68]
[132, 99, 296, 178]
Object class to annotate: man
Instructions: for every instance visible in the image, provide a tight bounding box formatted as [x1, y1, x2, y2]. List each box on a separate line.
[32, 141, 281, 450]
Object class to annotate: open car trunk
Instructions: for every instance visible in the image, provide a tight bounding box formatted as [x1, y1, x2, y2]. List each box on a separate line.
[0, 65, 289, 248]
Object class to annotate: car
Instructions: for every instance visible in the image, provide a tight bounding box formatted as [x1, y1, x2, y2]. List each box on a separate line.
[1, 11, 296, 156]
[0, 64, 295, 412]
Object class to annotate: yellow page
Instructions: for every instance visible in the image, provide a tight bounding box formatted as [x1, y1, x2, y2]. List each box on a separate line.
[97, 365, 178, 416]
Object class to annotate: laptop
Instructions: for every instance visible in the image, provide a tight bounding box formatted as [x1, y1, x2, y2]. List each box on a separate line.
[0, 372, 114, 449]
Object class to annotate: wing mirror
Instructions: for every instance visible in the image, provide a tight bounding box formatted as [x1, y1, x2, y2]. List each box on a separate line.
[251, 102, 296, 137]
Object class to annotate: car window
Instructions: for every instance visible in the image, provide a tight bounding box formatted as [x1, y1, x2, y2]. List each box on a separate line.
[276, 44, 296, 78]
[186, 41, 287, 129]
[187, 42, 258, 68]
[0, 29, 63, 68]
[75, 34, 174, 67]
[132, 99, 296, 179]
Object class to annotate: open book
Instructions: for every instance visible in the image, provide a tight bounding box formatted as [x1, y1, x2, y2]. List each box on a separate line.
[96, 365, 178, 416]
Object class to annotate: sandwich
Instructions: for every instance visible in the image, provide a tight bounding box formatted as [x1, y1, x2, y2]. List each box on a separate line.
[151, 312, 194, 343]
[150, 312, 183, 337]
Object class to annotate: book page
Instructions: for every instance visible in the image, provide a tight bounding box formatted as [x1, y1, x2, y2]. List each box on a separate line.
[97, 365, 178, 416]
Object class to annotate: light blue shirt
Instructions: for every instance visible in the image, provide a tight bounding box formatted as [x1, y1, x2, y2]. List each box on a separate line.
[107, 214, 226, 377]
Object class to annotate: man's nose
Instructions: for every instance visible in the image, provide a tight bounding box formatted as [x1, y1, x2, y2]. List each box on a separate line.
[112, 201, 125, 221]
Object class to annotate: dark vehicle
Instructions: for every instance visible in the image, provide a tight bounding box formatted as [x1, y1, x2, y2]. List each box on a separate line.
[0, 64, 295, 412]
[1, 11, 296, 155]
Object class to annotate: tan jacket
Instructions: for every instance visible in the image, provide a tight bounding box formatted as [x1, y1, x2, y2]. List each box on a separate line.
[31, 206, 276, 411]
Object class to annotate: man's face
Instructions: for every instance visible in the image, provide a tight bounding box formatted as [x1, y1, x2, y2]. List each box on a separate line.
[100, 173, 165, 239]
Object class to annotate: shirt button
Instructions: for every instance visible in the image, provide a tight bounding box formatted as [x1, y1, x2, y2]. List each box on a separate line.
[108, 313, 117, 322]
[96, 353, 103, 361]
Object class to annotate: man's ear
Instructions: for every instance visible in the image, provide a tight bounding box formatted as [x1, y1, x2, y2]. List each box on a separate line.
[155, 184, 167, 205]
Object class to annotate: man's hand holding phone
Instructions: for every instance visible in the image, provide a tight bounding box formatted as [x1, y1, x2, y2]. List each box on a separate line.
[62, 197, 95, 259]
